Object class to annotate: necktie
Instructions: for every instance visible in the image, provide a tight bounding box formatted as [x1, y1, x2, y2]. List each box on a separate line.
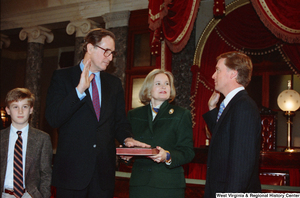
[152, 107, 159, 114]
[217, 101, 225, 122]
[14, 131, 24, 198]
[92, 75, 100, 121]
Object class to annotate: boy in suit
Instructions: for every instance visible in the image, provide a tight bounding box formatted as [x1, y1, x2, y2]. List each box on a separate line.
[1, 88, 53, 198]
[203, 51, 261, 197]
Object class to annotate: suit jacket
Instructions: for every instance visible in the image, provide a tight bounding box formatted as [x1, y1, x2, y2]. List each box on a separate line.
[203, 90, 261, 198]
[0, 126, 52, 198]
[127, 101, 195, 190]
[45, 64, 132, 190]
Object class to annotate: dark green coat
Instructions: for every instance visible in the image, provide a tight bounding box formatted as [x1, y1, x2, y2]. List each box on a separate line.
[127, 101, 195, 193]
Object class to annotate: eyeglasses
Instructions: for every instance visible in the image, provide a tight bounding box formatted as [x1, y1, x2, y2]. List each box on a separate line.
[94, 45, 117, 57]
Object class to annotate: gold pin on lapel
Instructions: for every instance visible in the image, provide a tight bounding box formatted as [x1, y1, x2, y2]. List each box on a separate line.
[169, 109, 174, 114]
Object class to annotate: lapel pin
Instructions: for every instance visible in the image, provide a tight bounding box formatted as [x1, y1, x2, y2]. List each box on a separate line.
[169, 109, 174, 114]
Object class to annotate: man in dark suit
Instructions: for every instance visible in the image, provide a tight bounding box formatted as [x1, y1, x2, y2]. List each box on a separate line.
[45, 28, 149, 198]
[203, 51, 261, 197]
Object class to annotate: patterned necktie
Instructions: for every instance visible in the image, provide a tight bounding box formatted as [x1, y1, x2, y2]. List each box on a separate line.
[152, 107, 159, 114]
[92, 75, 100, 121]
[217, 101, 225, 122]
[14, 131, 24, 198]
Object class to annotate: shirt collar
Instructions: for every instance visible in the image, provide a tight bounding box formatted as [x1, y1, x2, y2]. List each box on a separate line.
[80, 60, 100, 77]
[150, 101, 163, 109]
[223, 86, 245, 106]
[10, 124, 29, 136]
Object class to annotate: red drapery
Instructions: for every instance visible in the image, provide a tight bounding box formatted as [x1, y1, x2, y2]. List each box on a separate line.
[189, 3, 300, 183]
[148, 0, 200, 71]
[251, 0, 300, 44]
[213, 0, 225, 18]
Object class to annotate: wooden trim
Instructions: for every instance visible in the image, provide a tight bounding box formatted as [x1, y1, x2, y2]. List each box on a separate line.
[126, 74, 147, 111]
[125, 9, 157, 112]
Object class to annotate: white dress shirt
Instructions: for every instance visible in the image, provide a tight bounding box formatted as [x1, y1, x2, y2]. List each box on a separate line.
[222, 86, 245, 108]
[4, 124, 29, 189]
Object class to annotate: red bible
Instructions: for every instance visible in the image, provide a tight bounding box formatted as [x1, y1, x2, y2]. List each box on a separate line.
[116, 147, 159, 156]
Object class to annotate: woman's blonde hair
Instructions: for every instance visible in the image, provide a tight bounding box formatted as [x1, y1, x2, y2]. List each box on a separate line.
[139, 69, 176, 105]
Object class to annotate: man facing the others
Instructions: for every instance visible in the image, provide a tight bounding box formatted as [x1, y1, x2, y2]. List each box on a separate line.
[203, 51, 261, 197]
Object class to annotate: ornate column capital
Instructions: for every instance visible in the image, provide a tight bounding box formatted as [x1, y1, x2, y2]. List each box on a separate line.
[102, 10, 130, 29]
[19, 26, 54, 44]
[1, 34, 11, 49]
[66, 19, 99, 37]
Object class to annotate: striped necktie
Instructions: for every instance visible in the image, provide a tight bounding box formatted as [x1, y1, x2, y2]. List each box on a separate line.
[217, 101, 225, 122]
[14, 131, 24, 198]
[92, 74, 100, 121]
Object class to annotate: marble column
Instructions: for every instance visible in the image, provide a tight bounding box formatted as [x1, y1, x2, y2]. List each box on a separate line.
[103, 11, 130, 90]
[66, 19, 99, 65]
[171, 27, 196, 110]
[19, 26, 54, 128]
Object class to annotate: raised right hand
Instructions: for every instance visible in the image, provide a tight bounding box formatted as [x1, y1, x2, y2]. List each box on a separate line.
[208, 91, 220, 110]
[76, 59, 94, 94]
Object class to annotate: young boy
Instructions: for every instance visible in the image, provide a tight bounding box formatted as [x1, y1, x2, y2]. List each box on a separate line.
[1, 88, 52, 198]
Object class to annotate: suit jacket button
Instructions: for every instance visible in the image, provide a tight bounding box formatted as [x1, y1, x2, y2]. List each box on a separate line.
[93, 144, 96, 148]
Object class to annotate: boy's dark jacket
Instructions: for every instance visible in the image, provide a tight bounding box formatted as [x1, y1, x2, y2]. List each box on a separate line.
[0, 126, 52, 198]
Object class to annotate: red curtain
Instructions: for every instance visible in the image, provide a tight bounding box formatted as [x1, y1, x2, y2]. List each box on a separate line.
[191, 29, 233, 147]
[282, 44, 300, 76]
[251, 0, 300, 44]
[161, 0, 200, 53]
[148, 0, 200, 71]
[213, 0, 225, 18]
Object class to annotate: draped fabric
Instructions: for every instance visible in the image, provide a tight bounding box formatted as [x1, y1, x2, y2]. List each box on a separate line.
[191, 29, 234, 147]
[282, 44, 300, 74]
[251, 0, 300, 44]
[148, 0, 172, 31]
[148, 0, 200, 71]
[189, 2, 300, 182]
[213, 0, 225, 18]
[161, 0, 200, 53]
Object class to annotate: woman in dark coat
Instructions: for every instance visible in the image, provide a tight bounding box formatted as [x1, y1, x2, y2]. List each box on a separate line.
[126, 69, 195, 198]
